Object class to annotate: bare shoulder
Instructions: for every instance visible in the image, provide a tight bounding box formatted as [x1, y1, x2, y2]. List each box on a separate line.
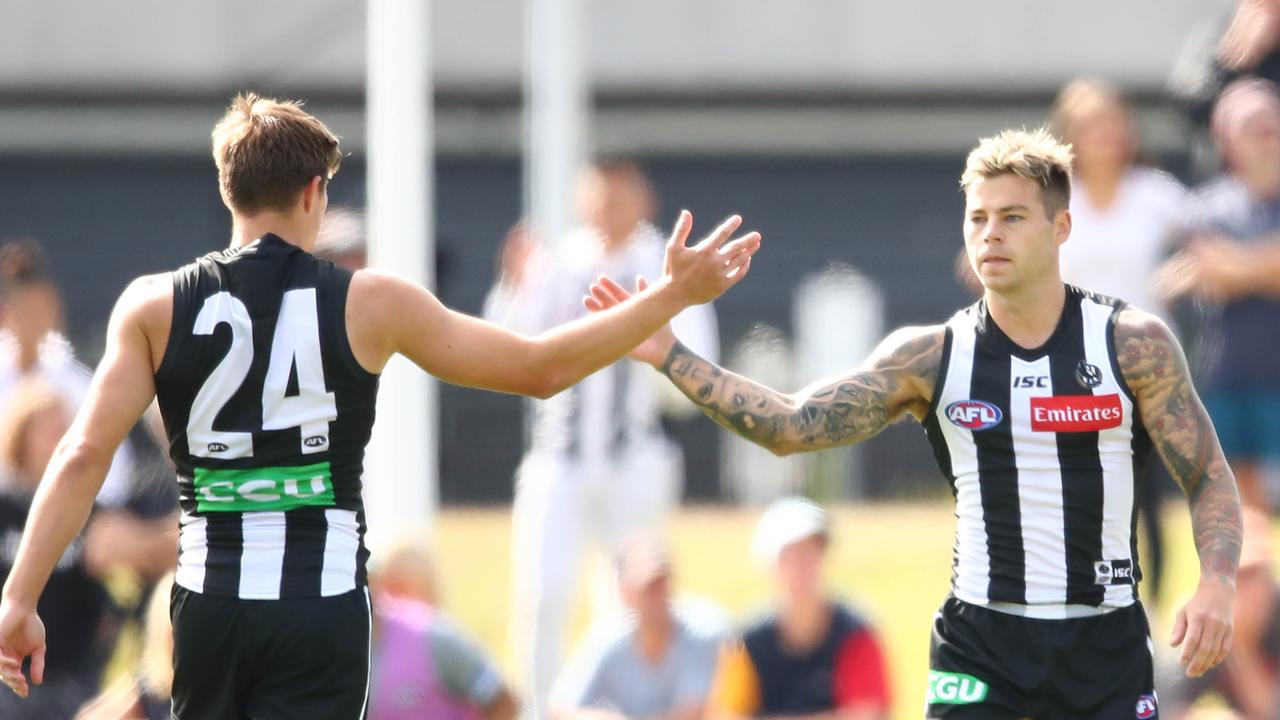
[1111, 305, 1185, 394]
[117, 273, 172, 317]
[113, 273, 173, 370]
[869, 324, 948, 367]
[864, 324, 948, 418]
[346, 268, 447, 374]
[870, 323, 947, 384]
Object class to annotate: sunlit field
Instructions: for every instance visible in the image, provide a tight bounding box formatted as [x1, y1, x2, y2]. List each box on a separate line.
[432, 501, 1209, 720]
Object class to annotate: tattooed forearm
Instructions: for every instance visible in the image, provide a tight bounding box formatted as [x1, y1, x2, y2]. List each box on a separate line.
[1117, 309, 1242, 584]
[660, 326, 944, 455]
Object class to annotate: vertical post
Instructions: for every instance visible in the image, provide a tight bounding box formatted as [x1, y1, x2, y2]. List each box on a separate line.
[525, 0, 587, 249]
[365, 0, 436, 550]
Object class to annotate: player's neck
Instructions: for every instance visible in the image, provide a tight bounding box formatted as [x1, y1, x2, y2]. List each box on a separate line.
[984, 278, 1067, 350]
[230, 213, 317, 253]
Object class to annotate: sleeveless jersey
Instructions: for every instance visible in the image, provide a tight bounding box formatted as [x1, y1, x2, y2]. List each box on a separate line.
[155, 233, 378, 600]
[922, 284, 1153, 610]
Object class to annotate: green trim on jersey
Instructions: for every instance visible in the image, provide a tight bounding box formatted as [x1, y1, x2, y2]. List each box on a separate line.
[194, 461, 335, 512]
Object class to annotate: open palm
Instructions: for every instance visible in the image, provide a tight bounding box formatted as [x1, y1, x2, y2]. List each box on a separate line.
[584, 276, 679, 366]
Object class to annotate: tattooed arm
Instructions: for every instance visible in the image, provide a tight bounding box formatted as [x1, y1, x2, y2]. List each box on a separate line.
[657, 325, 944, 455]
[1115, 306, 1241, 678]
[581, 274, 943, 456]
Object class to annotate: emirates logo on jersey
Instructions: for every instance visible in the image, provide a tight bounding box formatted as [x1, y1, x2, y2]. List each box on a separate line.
[1030, 394, 1123, 432]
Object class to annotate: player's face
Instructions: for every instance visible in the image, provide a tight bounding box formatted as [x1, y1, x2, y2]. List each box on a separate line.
[776, 535, 827, 604]
[963, 174, 1069, 295]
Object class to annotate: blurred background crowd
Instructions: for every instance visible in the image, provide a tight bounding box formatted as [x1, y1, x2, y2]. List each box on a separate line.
[4, 0, 1280, 719]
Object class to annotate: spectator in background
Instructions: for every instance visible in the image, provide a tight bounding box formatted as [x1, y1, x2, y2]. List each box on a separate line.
[368, 539, 519, 720]
[484, 159, 719, 718]
[75, 573, 175, 720]
[551, 534, 725, 720]
[1050, 78, 1189, 607]
[0, 380, 127, 718]
[1159, 78, 1280, 512]
[1052, 78, 1189, 319]
[708, 497, 890, 720]
[1161, 509, 1279, 720]
[1172, 0, 1280, 133]
[0, 239, 140, 508]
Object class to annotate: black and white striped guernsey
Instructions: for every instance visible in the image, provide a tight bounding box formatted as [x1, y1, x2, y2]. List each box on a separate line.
[155, 234, 378, 600]
[921, 284, 1153, 612]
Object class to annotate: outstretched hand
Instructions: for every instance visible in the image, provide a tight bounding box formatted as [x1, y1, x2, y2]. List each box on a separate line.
[585, 276, 677, 367]
[659, 210, 760, 307]
[0, 600, 45, 698]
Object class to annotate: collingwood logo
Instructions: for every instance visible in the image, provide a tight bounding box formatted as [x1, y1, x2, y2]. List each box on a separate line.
[1076, 360, 1102, 388]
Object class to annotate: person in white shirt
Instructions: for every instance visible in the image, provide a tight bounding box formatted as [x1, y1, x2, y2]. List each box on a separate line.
[0, 240, 139, 508]
[1052, 78, 1189, 319]
[484, 160, 718, 719]
[1050, 78, 1190, 608]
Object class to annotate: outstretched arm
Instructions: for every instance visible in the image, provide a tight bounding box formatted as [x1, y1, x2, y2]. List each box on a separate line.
[1116, 307, 1242, 678]
[585, 275, 943, 456]
[349, 212, 760, 398]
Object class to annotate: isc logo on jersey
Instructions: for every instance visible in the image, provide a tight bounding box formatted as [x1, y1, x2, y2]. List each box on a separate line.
[946, 400, 1003, 431]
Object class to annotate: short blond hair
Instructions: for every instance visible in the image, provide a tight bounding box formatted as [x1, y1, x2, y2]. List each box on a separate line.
[211, 93, 342, 214]
[960, 128, 1074, 215]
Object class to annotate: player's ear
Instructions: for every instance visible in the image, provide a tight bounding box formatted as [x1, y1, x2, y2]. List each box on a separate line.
[300, 176, 325, 214]
[1054, 208, 1071, 246]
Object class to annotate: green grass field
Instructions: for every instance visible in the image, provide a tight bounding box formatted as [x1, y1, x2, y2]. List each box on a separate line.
[431, 500, 1208, 720]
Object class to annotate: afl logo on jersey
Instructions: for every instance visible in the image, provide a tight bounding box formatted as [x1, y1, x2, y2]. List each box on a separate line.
[206, 442, 230, 453]
[303, 435, 328, 449]
[945, 400, 1003, 431]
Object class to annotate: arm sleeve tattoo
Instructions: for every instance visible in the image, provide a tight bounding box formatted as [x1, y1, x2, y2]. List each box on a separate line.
[659, 326, 945, 456]
[1116, 308, 1242, 583]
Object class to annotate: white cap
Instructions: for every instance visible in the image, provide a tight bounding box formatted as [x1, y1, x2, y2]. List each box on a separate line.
[751, 496, 831, 566]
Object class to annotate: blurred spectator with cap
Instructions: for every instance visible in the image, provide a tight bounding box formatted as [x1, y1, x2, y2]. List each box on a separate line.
[550, 533, 726, 720]
[1160, 508, 1280, 719]
[368, 538, 519, 720]
[1050, 77, 1190, 607]
[707, 497, 891, 720]
[1158, 77, 1280, 513]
